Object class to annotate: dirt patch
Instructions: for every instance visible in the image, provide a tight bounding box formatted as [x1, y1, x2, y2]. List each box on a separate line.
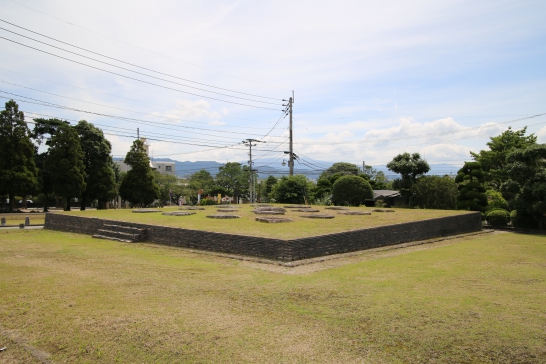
[0, 327, 54, 364]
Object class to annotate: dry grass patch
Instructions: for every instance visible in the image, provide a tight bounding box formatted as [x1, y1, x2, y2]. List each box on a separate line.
[1, 229, 545, 363]
[61, 205, 469, 240]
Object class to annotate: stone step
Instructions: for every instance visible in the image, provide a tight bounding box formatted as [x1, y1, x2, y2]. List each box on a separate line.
[103, 224, 143, 234]
[96, 229, 141, 241]
[92, 234, 134, 243]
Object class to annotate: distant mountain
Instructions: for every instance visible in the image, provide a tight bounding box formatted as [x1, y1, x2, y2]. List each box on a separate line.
[113, 157, 461, 180]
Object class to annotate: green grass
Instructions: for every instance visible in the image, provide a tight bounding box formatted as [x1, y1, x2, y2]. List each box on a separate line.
[0, 214, 45, 226]
[0, 229, 545, 363]
[61, 205, 469, 240]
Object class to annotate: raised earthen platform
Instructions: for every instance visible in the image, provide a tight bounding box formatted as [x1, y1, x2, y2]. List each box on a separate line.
[44, 212, 482, 261]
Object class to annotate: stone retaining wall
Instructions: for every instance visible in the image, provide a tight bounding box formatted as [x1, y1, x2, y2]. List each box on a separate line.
[45, 212, 481, 261]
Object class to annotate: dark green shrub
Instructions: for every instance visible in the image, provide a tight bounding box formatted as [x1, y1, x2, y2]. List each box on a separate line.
[331, 175, 373, 206]
[199, 198, 217, 206]
[485, 209, 510, 226]
[510, 210, 538, 229]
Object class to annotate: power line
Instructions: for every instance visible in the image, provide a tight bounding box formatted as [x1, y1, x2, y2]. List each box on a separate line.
[291, 113, 546, 145]
[0, 36, 283, 111]
[6, 0, 291, 91]
[0, 25, 281, 104]
[0, 91, 275, 137]
[0, 67, 281, 125]
[0, 80, 276, 130]
[0, 19, 282, 101]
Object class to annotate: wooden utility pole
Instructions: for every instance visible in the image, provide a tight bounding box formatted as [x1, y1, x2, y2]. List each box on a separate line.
[288, 94, 294, 176]
[243, 139, 265, 203]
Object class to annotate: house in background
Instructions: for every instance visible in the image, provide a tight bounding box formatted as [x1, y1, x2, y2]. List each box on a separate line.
[115, 138, 175, 176]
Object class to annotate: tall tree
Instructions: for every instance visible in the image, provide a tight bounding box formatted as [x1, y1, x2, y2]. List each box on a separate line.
[119, 139, 160, 206]
[504, 144, 546, 228]
[411, 175, 458, 210]
[455, 162, 487, 212]
[32, 118, 69, 211]
[387, 152, 430, 198]
[215, 162, 249, 202]
[76, 120, 116, 210]
[471, 126, 537, 193]
[45, 123, 86, 211]
[319, 162, 360, 180]
[0, 100, 38, 212]
[271, 175, 312, 204]
[331, 175, 373, 206]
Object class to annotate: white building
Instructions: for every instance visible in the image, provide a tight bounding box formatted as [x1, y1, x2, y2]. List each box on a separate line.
[115, 138, 175, 175]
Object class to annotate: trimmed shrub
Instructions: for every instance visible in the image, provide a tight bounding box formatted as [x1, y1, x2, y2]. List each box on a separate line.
[199, 199, 217, 206]
[485, 209, 510, 226]
[510, 210, 538, 229]
[331, 175, 373, 206]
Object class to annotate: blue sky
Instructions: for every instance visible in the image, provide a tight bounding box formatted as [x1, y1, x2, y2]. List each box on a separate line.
[0, 0, 545, 174]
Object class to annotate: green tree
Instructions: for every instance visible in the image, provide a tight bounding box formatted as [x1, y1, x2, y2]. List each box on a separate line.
[0, 100, 39, 212]
[471, 127, 537, 192]
[331, 175, 373, 206]
[271, 175, 311, 204]
[410, 175, 458, 210]
[215, 162, 249, 201]
[264, 175, 278, 201]
[455, 162, 487, 212]
[361, 165, 388, 190]
[387, 153, 430, 198]
[314, 178, 332, 200]
[504, 144, 546, 228]
[45, 123, 86, 211]
[154, 171, 181, 204]
[119, 139, 160, 206]
[485, 190, 508, 211]
[32, 118, 69, 211]
[76, 120, 116, 210]
[319, 162, 360, 180]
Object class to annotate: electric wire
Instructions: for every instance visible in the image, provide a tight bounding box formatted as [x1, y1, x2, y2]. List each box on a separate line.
[0, 26, 280, 104]
[0, 19, 281, 101]
[0, 79, 275, 130]
[6, 0, 291, 91]
[0, 36, 282, 110]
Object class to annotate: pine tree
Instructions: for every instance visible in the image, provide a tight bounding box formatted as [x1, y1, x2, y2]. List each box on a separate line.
[45, 123, 86, 211]
[32, 118, 69, 212]
[0, 100, 38, 212]
[119, 139, 160, 206]
[455, 162, 487, 212]
[76, 120, 116, 210]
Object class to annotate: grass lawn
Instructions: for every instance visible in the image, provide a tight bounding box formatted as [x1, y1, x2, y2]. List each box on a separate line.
[61, 205, 470, 240]
[0, 214, 45, 226]
[0, 229, 545, 363]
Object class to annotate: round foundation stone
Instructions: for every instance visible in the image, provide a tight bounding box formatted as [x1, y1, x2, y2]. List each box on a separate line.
[324, 206, 348, 210]
[284, 205, 311, 209]
[300, 214, 335, 219]
[292, 208, 320, 212]
[179, 207, 205, 210]
[255, 217, 293, 223]
[217, 208, 239, 212]
[162, 211, 196, 216]
[338, 211, 371, 215]
[372, 209, 395, 213]
[132, 209, 162, 213]
[253, 210, 285, 215]
[206, 214, 240, 219]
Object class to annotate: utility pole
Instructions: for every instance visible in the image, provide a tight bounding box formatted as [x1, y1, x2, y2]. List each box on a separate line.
[137, 127, 139, 139]
[243, 139, 265, 203]
[283, 91, 295, 175]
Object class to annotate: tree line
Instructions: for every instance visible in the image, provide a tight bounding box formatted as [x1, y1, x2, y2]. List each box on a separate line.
[2, 99, 544, 228]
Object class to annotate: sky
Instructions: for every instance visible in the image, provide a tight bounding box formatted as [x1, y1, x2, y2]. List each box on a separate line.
[0, 0, 545, 176]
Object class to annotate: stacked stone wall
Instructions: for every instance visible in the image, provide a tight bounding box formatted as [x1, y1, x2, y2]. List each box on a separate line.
[45, 212, 481, 261]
